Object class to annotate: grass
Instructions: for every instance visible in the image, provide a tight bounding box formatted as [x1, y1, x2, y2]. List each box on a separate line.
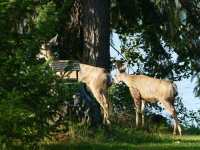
[44, 142, 200, 150]
[41, 134, 200, 150]
[10, 125, 200, 150]
[41, 126, 200, 150]
[11, 135, 200, 150]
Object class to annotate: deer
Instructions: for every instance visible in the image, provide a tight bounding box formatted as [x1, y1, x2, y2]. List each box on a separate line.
[36, 37, 112, 125]
[114, 62, 182, 135]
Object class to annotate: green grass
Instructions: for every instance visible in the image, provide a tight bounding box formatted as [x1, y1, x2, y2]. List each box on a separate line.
[44, 143, 200, 150]
[42, 134, 200, 150]
[40, 129, 200, 150]
[10, 126, 200, 150]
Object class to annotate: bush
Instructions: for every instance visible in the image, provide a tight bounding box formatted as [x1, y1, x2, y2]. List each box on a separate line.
[55, 81, 102, 130]
[0, 0, 72, 147]
[0, 55, 61, 146]
[108, 82, 133, 114]
[108, 83, 135, 127]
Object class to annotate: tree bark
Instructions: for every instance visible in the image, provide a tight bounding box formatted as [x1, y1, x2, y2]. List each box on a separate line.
[63, 0, 111, 71]
[60, 0, 83, 60]
[81, 0, 110, 71]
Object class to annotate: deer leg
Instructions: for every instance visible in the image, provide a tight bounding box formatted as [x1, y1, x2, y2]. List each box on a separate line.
[129, 87, 141, 128]
[135, 105, 140, 128]
[98, 89, 110, 125]
[91, 88, 110, 125]
[172, 112, 182, 136]
[141, 100, 145, 128]
[135, 98, 141, 128]
[161, 100, 182, 136]
[102, 90, 112, 124]
[177, 119, 182, 136]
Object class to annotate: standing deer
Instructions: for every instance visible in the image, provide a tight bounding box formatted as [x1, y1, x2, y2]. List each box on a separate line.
[114, 63, 182, 135]
[37, 40, 112, 125]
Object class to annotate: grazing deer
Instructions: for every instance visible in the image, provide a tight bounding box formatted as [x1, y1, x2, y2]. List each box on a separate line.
[114, 65, 182, 135]
[37, 40, 112, 125]
[78, 63, 112, 124]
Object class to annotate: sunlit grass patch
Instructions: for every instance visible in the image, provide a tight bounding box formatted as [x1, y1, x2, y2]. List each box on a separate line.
[10, 126, 200, 150]
[44, 142, 200, 150]
[11, 134, 200, 150]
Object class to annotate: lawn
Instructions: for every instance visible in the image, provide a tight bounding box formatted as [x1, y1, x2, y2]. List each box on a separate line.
[41, 133, 200, 150]
[44, 137, 200, 150]
[11, 125, 200, 150]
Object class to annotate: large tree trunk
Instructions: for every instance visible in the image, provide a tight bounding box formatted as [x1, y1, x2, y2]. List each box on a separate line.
[59, 0, 83, 61]
[82, 0, 110, 70]
[62, 0, 111, 71]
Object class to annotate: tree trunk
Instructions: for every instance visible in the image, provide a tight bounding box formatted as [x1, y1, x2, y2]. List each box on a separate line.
[82, 0, 110, 71]
[63, 0, 111, 71]
[60, 0, 83, 61]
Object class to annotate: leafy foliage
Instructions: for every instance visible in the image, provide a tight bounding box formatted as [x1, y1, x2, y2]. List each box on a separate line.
[109, 82, 133, 113]
[111, 0, 200, 81]
[0, 0, 72, 147]
[54, 81, 102, 129]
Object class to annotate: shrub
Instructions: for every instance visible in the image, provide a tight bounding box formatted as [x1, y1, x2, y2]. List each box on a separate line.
[0, 54, 61, 146]
[108, 82, 133, 114]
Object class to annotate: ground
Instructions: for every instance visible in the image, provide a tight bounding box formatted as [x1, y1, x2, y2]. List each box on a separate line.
[44, 135, 200, 150]
[39, 126, 200, 150]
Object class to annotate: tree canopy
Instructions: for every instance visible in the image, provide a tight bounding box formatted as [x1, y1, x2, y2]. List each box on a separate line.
[111, 0, 200, 81]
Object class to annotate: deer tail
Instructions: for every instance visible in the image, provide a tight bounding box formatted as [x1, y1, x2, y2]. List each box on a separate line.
[172, 82, 178, 97]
